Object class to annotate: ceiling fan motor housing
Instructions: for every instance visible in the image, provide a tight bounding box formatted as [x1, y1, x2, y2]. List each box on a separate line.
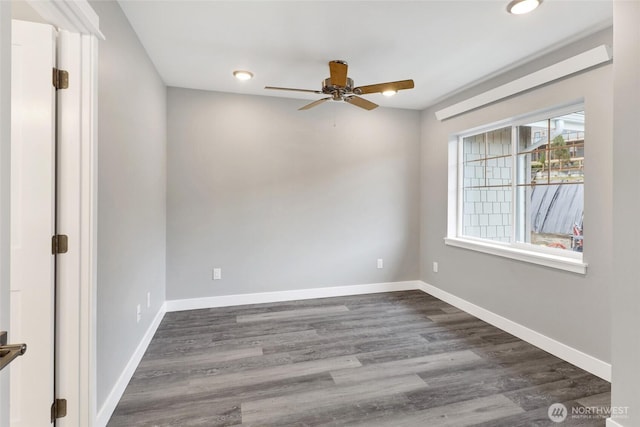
[322, 77, 354, 100]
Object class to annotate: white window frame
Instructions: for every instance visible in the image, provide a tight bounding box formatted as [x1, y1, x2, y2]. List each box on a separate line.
[445, 103, 587, 275]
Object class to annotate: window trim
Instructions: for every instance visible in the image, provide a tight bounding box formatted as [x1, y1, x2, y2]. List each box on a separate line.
[444, 237, 587, 274]
[446, 102, 587, 275]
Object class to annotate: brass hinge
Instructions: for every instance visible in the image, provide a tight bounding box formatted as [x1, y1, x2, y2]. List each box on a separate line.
[51, 398, 67, 421]
[52, 68, 69, 90]
[52, 235, 68, 254]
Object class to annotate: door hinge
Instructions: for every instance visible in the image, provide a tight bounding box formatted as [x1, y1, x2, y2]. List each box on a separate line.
[51, 398, 67, 421]
[52, 234, 68, 254]
[52, 67, 69, 90]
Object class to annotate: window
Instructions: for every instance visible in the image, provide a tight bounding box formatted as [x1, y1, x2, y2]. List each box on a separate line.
[447, 105, 586, 273]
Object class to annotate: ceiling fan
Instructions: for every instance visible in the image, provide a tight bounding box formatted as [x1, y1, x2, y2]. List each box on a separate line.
[265, 60, 414, 111]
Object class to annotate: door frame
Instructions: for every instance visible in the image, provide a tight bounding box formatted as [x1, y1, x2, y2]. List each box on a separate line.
[0, 1, 12, 425]
[0, 1, 101, 426]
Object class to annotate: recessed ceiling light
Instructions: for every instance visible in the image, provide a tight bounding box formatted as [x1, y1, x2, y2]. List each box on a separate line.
[507, 0, 542, 15]
[382, 90, 397, 97]
[233, 70, 254, 81]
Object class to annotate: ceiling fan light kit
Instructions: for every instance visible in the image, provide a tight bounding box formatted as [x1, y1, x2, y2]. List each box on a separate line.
[265, 60, 414, 111]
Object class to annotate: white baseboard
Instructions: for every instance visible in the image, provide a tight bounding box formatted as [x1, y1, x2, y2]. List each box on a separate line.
[95, 302, 167, 427]
[606, 419, 625, 427]
[165, 280, 422, 312]
[417, 281, 611, 382]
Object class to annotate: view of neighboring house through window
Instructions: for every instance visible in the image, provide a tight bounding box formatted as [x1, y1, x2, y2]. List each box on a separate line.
[459, 107, 584, 255]
[462, 126, 513, 243]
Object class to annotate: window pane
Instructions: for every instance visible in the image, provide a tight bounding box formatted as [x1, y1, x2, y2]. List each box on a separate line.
[515, 111, 584, 252]
[462, 127, 512, 243]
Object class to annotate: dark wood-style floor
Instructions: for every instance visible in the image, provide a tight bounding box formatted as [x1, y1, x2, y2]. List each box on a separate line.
[108, 291, 610, 426]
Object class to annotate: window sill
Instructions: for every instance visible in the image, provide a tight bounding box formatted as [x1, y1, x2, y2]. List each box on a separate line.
[444, 237, 587, 274]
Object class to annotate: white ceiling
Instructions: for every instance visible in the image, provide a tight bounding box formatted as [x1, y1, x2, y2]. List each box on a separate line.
[118, 0, 612, 111]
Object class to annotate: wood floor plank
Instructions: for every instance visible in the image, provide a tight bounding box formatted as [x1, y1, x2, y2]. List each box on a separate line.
[240, 393, 414, 427]
[122, 354, 361, 401]
[427, 311, 479, 323]
[151, 321, 313, 342]
[240, 374, 428, 424]
[115, 373, 336, 420]
[351, 394, 525, 427]
[504, 374, 611, 412]
[419, 353, 565, 388]
[137, 346, 263, 371]
[355, 334, 493, 365]
[330, 349, 481, 384]
[145, 329, 319, 359]
[236, 305, 349, 323]
[472, 399, 608, 426]
[576, 391, 612, 409]
[108, 400, 241, 427]
[187, 354, 362, 391]
[261, 328, 430, 357]
[125, 351, 295, 390]
[407, 363, 574, 413]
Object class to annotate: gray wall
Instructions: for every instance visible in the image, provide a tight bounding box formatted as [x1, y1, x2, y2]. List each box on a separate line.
[611, 0, 640, 424]
[167, 88, 420, 300]
[90, 0, 167, 410]
[420, 30, 613, 363]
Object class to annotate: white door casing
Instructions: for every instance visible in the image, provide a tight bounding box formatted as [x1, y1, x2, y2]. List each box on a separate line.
[1, 2, 100, 426]
[10, 19, 56, 427]
[55, 29, 99, 427]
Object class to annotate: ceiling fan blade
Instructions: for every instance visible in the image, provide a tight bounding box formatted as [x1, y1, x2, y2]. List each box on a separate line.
[344, 96, 378, 111]
[353, 79, 415, 95]
[329, 60, 348, 87]
[299, 97, 331, 111]
[265, 86, 323, 94]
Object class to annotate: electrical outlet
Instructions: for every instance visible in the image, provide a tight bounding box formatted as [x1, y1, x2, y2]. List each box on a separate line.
[213, 268, 222, 280]
[433, 262, 439, 273]
[147, 292, 151, 308]
[377, 259, 384, 269]
[136, 304, 141, 323]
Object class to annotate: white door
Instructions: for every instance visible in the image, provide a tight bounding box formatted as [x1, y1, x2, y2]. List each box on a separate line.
[10, 19, 56, 426]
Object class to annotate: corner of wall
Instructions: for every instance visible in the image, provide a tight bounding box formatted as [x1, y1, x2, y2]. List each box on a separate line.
[95, 303, 166, 427]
